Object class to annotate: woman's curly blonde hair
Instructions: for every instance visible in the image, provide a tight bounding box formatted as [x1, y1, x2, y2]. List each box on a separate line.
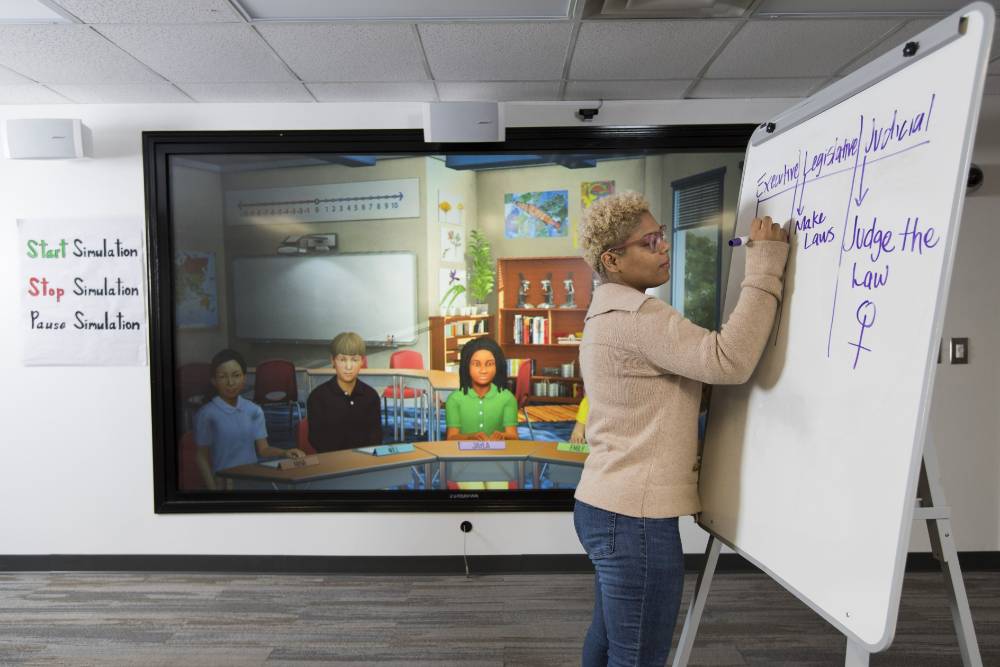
[580, 191, 651, 278]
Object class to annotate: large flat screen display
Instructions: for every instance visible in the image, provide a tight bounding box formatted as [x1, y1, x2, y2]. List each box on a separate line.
[145, 126, 750, 512]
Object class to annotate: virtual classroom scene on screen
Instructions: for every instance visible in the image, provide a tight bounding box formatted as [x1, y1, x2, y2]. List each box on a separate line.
[170, 148, 739, 494]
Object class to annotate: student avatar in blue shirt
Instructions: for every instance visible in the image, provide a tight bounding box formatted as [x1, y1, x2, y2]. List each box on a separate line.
[194, 349, 305, 490]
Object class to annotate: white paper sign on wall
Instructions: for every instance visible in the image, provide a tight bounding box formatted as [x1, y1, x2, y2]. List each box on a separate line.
[19, 219, 147, 366]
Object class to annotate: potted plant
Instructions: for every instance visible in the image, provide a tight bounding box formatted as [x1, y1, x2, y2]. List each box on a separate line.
[467, 229, 495, 314]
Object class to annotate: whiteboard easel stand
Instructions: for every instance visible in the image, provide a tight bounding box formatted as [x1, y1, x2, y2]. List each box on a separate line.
[673, 5, 992, 664]
[671, 438, 983, 667]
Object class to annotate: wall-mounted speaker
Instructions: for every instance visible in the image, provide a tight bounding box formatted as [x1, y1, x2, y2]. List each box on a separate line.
[2, 118, 90, 159]
[423, 102, 504, 143]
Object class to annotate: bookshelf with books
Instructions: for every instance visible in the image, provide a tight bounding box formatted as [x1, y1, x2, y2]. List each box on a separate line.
[429, 315, 492, 372]
[496, 256, 593, 405]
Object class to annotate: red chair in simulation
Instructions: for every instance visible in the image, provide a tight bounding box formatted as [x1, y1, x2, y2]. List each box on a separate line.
[176, 362, 212, 430]
[253, 359, 298, 405]
[513, 360, 536, 439]
[295, 418, 318, 456]
[178, 431, 207, 491]
[382, 350, 428, 438]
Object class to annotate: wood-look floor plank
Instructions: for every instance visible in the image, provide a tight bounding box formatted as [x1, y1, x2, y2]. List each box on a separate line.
[0, 571, 995, 665]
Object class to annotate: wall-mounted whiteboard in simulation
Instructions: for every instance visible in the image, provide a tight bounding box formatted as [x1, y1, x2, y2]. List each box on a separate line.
[230, 252, 418, 345]
[698, 3, 993, 653]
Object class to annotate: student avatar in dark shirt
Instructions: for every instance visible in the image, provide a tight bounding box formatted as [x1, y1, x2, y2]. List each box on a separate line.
[307, 331, 383, 453]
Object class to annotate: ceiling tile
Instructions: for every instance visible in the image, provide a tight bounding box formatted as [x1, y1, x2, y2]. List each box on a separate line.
[0, 64, 31, 84]
[0, 0, 71, 23]
[839, 19, 935, 75]
[571, 20, 737, 79]
[419, 22, 573, 81]
[179, 82, 314, 102]
[0, 25, 161, 83]
[239, 0, 571, 20]
[564, 79, 690, 100]
[54, 0, 242, 23]
[436, 81, 560, 101]
[753, 0, 993, 16]
[0, 84, 69, 103]
[689, 77, 825, 98]
[307, 81, 436, 102]
[706, 19, 900, 78]
[985, 75, 1000, 95]
[48, 83, 190, 103]
[95, 23, 292, 83]
[256, 23, 427, 82]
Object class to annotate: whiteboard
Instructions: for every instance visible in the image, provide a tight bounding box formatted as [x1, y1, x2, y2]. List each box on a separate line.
[230, 252, 418, 344]
[698, 3, 993, 651]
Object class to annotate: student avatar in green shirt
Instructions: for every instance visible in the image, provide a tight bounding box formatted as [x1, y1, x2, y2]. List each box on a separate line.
[445, 337, 519, 441]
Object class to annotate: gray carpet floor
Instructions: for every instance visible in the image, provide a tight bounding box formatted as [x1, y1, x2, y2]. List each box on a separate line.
[0, 570, 996, 666]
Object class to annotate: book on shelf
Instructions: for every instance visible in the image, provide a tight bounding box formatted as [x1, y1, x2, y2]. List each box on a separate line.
[444, 319, 487, 338]
[512, 314, 550, 345]
[506, 357, 534, 377]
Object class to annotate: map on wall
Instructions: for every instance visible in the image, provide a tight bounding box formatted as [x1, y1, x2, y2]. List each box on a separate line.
[224, 178, 420, 225]
[175, 251, 219, 329]
[504, 190, 568, 239]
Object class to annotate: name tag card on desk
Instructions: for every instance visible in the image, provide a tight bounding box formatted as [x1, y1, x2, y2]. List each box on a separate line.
[278, 455, 319, 469]
[458, 441, 507, 451]
[557, 442, 590, 454]
[355, 444, 416, 456]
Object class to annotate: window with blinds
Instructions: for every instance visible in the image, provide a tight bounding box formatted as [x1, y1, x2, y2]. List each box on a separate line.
[671, 167, 725, 330]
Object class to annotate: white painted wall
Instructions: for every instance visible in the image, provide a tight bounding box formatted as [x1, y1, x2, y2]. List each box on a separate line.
[0, 97, 996, 556]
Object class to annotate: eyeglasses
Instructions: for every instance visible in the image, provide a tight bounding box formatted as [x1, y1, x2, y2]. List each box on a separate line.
[607, 225, 668, 254]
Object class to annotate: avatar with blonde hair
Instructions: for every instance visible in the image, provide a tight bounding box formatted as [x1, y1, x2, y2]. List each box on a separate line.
[307, 332, 382, 452]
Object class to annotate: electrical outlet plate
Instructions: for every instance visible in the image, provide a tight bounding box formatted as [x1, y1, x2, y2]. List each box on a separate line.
[950, 337, 969, 364]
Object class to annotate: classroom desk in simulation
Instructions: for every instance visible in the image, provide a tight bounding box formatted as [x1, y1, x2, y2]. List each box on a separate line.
[415, 440, 544, 489]
[217, 447, 436, 491]
[526, 441, 589, 488]
[217, 440, 587, 491]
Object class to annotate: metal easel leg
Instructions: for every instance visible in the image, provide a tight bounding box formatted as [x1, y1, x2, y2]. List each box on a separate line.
[917, 439, 983, 667]
[672, 534, 721, 667]
[845, 639, 870, 666]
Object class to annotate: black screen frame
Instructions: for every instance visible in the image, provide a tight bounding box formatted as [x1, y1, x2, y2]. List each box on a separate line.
[145, 124, 755, 514]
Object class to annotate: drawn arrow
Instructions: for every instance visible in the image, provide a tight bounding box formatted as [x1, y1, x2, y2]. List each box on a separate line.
[854, 154, 870, 207]
[796, 151, 808, 215]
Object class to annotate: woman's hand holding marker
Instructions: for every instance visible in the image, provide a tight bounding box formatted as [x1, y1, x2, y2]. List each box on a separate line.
[729, 216, 789, 247]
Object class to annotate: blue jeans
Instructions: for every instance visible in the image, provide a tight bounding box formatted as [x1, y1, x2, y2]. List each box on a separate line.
[573, 500, 685, 667]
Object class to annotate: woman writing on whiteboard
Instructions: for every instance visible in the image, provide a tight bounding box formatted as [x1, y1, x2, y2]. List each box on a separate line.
[575, 192, 788, 666]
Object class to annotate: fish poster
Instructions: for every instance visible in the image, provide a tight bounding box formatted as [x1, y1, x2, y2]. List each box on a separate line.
[504, 190, 569, 238]
[581, 180, 615, 209]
